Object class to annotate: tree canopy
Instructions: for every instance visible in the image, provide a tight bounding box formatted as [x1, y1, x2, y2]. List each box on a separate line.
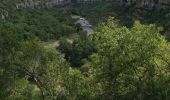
[0, 1, 170, 99]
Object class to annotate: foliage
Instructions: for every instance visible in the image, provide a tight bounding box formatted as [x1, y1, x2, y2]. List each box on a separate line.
[58, 33, 96, 67]
[0, 1, 170, 99]
[72, 2, 170, 41]
[85, 17, 170, 99]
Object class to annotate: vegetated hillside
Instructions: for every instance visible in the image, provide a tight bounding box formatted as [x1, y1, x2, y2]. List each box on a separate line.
[0, 0, 77, 41]
[0, 0, 170, 100]
[72, 2, 170, 40]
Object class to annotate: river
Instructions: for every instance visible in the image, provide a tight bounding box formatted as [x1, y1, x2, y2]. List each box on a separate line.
[71, 15, 94, 36]
[42, 15, 93, 49]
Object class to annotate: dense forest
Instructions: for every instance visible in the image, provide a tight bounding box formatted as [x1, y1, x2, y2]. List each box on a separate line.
[0, 0, 170, 100]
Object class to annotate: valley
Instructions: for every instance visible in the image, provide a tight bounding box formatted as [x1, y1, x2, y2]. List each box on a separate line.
[0, 0, 170, 100]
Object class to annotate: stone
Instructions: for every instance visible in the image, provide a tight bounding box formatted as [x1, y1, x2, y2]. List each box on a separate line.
[15, 0, 170, 9]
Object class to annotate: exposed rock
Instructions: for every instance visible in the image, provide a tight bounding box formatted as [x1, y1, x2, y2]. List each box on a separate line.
[16, 0, 71, 9]
[118, 0, 170, 9]
[0, 10, 8, 20]
[15, 0, 170, 9]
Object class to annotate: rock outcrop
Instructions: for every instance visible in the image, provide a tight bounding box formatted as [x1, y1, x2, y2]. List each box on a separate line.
[0, 10, 8, 20]
[16, 0, 71, 9]
[15, 0, 170, 9]
[118, 0, 170, 9]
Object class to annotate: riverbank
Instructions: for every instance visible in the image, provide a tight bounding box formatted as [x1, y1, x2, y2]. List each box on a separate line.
[42, 14, 94, 49]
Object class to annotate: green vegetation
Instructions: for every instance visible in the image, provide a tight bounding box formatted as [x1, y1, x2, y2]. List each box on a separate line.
[72, 2, 170, 40]
[0, 1, 170, 100]
[9, 9, 76, 40]
[58, 32, 96, 67]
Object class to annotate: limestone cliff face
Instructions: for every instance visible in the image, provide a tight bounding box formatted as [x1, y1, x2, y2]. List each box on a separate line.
[16, 0, 71, 9]
[118, 0, 170, 9]
[13, 0, 170, 9]
[76, 0, 101, 3]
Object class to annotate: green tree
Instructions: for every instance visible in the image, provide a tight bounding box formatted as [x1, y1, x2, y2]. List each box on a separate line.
[85, 17, 170, 100]
[0, 23, 71, 100]
[58, 33, 96, 67]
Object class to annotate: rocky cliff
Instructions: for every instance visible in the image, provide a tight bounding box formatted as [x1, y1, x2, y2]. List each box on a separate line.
[118, 0, 170, 9]
[15, 0, 170, 9]
[16, 0, 71, 9]
[1, 0, 170, 20]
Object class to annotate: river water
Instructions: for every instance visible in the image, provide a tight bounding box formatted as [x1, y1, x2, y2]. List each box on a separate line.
[71, 15, 94, 36]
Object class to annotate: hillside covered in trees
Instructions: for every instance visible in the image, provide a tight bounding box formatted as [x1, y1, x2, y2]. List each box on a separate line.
[0, 0, 170, 100]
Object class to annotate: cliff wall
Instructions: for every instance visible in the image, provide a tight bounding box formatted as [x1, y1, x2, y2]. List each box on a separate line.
[15, 0, 170, 9]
